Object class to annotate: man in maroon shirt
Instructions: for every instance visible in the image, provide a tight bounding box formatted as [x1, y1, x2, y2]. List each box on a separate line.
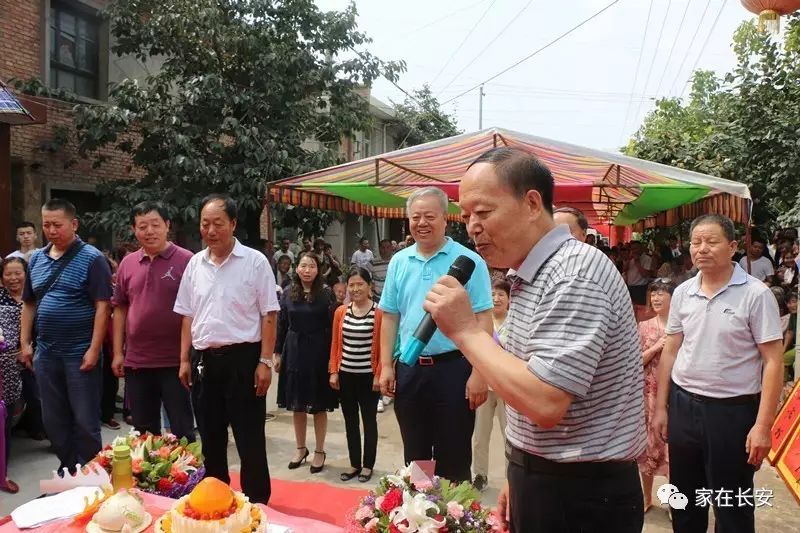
[112, 201, 195, 440]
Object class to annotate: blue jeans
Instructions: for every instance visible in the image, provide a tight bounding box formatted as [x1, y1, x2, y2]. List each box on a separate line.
[34, 356, 102, 472]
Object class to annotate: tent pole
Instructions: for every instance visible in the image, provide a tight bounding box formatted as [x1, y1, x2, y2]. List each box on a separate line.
[745, 201, 752, 275]
[264, 185, 273, 243]
[375, 159, 380, 185]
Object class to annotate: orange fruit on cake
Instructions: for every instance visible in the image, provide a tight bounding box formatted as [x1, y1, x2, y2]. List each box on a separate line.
[187, 477, 235, 514]
[154, 477, 267, 533]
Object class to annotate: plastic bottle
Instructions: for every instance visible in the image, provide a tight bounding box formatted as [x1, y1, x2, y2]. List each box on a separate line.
[111, 444, 135, 492]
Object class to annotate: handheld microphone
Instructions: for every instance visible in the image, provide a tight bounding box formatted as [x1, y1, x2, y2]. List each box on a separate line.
[398, 255, 476, 365]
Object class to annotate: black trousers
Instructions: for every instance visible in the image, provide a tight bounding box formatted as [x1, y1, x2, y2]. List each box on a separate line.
[195, 342, 270, 504]
[668, 384, 759, 533]
[100, 349, 118, 422]
[507, 452, 643, 533]
[394, 355, 474, 482]
[125, 366, 195, 441]
[19, 368, 44, 436]
[339, 371, 379, 470]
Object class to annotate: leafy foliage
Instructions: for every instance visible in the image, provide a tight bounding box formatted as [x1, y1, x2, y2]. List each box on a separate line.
[390, 84, 462, 148]
[74, 0, 404, 243]
[625, 16, 800, 228]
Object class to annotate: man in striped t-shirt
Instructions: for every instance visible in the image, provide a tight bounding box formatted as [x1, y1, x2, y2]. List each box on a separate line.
[20, 199, 113, 473]
[423, 148, 645, 533]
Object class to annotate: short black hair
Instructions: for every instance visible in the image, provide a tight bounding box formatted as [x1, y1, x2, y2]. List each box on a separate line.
[554, 207, 589, 231]
[1, 256, 28, 275]
[492, 278, 511, 295]
[346, 266, 372, 285]
[314, 238, 326, 248]
[690, 214, 735, 242]
[130, 201, 171, 226]
[200, 193, 237, 220]
[648, 278, 677, 295]
[360, 237, 370, 243]
[750, 233, 767, 246]
[468, 147, 554, 214]
[42, 198, 77, 218]
[277, 254, 292, 263]
[15, 221, 35, 231]
[379, 238, 392, 246]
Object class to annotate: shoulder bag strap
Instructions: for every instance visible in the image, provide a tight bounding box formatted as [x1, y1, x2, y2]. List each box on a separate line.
[33, 242, 86, 302]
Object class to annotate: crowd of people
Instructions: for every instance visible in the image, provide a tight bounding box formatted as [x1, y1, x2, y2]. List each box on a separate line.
[0, 147, 796, 533]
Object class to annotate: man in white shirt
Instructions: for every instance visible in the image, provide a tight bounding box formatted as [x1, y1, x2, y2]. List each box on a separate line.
[272, 238, 295, 265]
[174, 194, 280, 504]
[351, 238, 374, 269]
[654, 215, 783, 533]
[738, 236, 774, 281]
[624, 241, 654, 307]
[6, 221, 38, 258]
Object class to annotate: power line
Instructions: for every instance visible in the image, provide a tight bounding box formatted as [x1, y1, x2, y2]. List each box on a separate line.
[430, 0, 498, 86]
[653, 0, 692, 97]
[679, 0, 728, 98]
[436, 0, 538, 96]
[631, 0, 673, 130]
[667, 0, 713, 96]
[440, 0, 623, 107]
[619, 0, 655, 144]
[395, 0, 493, 37]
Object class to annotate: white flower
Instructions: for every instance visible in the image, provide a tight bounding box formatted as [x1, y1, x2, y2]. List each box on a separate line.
[390, 491, 445, 533]
[446, 501, 464, 519]
[386, 464, 413, 488]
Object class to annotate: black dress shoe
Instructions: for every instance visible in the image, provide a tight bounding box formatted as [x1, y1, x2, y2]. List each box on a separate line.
[340, 468, 361, 481]
[288, 447, 309, 469]
[310, 450, 326, 474]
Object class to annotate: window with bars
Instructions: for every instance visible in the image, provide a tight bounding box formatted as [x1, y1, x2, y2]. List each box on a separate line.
[49, 4, 99, 98]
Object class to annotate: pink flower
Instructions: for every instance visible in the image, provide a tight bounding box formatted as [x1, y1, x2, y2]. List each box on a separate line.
[364, 517, 379, 532]
[446, 501, 464, 519]
[374, 496, 384, 511]
[355, 506, 375, 521]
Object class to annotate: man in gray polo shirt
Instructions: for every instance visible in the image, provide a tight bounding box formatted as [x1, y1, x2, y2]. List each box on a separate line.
[423, 147, 645, 533]
[653, 214, 784, 533]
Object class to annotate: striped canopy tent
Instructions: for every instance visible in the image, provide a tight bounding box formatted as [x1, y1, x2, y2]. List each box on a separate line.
[270, 128, 751, 235]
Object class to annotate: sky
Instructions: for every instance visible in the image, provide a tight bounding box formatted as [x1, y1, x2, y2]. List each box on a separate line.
[314, 0, 758, 152]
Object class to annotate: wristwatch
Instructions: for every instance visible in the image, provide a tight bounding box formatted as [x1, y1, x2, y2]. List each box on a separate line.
[259, 357, 274, 369]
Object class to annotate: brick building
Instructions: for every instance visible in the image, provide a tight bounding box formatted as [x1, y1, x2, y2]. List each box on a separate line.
[0, 0, 151, 253]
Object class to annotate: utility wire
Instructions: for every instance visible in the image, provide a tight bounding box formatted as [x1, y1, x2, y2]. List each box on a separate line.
[430, 0, 498, 86]
[437, 0, 538, 96]
[619, 0, 655, 144]
[666, 0, 714, 96]
[631, 0, 672, 131]
[440, 0, 623, 107]
[679, 0, 728, 98]
[653, 0, 693, 97]
[397, 0, 492, 37]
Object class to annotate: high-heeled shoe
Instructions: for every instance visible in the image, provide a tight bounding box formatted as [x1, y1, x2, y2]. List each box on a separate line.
[310, 450, 326, 474]
[288, 447, 309, 469]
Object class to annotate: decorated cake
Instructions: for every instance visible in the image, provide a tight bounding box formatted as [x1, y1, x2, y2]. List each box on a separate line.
[85, 489, 152, 533]
[155, 477, 266, 533]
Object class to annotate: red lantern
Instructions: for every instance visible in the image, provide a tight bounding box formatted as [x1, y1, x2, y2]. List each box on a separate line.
[741, 0, 800, 33]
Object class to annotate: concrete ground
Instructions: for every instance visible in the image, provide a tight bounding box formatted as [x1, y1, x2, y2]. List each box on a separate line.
[2, 385, 799, 531]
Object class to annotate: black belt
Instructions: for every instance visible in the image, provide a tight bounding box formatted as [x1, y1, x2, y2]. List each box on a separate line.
[505, 442, 635, 478]
[200, 342, 259, 356]
[674, 383, 760, 405]
[412, 350, 463, 366]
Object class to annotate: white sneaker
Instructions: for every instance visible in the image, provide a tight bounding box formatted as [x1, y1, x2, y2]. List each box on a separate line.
[377, 399, 385, 413]
[382, 396, 393, 405]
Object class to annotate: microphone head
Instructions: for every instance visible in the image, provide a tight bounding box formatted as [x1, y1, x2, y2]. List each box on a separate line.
[448, 255, 476, 285]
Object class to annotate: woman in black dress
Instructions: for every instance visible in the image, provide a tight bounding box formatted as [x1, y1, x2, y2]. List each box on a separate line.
[275, 252, 337, 473]
[0, 257, 26, 494]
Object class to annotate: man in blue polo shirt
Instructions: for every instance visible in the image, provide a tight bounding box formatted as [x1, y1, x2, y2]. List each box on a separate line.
[19, 199, 112, 473]
[379, 187, 493, 483]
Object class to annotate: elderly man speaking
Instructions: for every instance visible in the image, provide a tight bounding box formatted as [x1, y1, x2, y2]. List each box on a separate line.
[378, 187, 493, 483]
[423, 148, 645, 533]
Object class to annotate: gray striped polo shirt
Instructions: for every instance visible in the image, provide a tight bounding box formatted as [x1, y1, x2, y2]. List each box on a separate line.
[504, 224, 645, 462]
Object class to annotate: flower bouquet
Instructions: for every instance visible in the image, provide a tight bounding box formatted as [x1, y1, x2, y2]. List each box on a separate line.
[347, 462, 500, 533]
[92, 431, 205, 498]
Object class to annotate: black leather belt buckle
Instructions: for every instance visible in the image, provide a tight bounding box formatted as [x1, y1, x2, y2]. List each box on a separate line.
[419, 356, 434, 366]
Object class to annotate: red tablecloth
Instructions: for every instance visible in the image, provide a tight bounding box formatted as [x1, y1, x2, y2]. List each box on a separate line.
[0, 491, 343, 533]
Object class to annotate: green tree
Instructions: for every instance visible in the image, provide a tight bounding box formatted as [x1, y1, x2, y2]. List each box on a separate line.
[390, 84, 461, 148]
[75, 0, 403, 243]
[625, 16, 800, 228]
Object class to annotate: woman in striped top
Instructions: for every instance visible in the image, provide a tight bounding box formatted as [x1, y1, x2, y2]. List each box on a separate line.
[329, 267, 383, 483]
